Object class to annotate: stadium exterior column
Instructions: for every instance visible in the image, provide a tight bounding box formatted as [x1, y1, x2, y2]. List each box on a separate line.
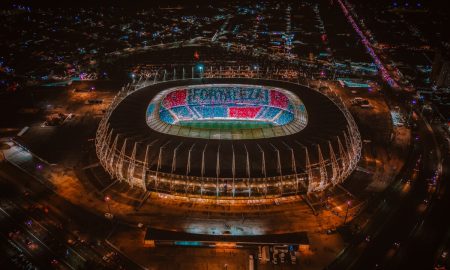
[343, 131, 353, 170]
[128, 142, 138, 187]
[328, 141, 340, 186]
[291, 148, 298, 194]
[142, 144, 150, 191]
[117, 138, 128, 180]
[317, 144, 328, 190]
[337, 136, 348, 177]
[232, 144, 235, 197]
[153, 70, 158, 84]
[244, 144, 251, 197]
[216, 144, 221, 198]
[171, 142, 183, 192]
[156, 141, 170, 191]
[257, 144, 267, 197]
[99, 125, 112, 163]
[201, 144, 207, 197]
[185, 143, 195, 195]
[107, 134, 119, 176]
[270, 143, 283, 196]
[305, 147, 313, 194]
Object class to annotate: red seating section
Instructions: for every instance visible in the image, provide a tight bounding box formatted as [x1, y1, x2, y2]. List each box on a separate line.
[229, 107, 261, 118]
[270, 90, 289, 109]
[162, 89, 187, 108]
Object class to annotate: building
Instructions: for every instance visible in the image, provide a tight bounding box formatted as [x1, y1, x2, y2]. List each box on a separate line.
[144, 227, 309, 249]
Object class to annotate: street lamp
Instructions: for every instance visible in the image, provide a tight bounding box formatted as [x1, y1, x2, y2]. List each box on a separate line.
[344, 200, 351, 224]
[196, 63, 204, 72]
[104, 195, 111, 213]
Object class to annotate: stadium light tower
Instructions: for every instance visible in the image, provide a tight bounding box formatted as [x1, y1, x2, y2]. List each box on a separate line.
[104, 195, 111, 213]
[344, 200, 351, 224]
[196, 63, 204, 74]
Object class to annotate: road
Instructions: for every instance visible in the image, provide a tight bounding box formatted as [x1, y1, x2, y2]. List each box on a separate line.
[328, 111, 449, 269]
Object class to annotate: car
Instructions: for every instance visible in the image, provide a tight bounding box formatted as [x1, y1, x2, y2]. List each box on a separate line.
[290, 251, 297, 264]
[272, 250, 278, 264]
[86, 99, 103, 105]
[274, 245, 289, 253]
[272, 256, 278, 265]
[262, 246, 270, 262]
[360, 104, 373, 109]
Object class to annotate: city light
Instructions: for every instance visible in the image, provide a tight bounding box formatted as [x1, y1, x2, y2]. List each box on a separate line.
[196, 63, 204, 72]
[337, 0, 399, 88]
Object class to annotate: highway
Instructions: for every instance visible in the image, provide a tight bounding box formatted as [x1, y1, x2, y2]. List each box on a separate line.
[328, 110, 449, 269]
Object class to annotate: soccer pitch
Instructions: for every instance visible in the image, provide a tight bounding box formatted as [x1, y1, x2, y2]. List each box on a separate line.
[178, 120, 273, 130]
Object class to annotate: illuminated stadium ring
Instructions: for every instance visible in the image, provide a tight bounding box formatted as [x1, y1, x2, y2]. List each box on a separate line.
[146, 84, 308, 139]
[95, 78, 361, 198]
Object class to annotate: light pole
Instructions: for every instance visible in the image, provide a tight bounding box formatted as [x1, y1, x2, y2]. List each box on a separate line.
[344, 200, 351, 224]
[104, 195, 111, 213]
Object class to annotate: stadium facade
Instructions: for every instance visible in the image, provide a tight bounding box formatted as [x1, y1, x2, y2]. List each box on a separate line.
[95, 78, 361, 199]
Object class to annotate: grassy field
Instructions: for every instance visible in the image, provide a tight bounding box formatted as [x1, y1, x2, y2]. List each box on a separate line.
[178, 120, 273, 130]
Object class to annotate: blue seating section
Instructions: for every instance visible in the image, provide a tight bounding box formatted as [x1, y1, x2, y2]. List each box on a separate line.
[191, 105, 228, 119]
[274, 111, 294, 125]
[171, 106, 193, 119]
[159, 109, 175, 123]
[257, 107, 281, 120]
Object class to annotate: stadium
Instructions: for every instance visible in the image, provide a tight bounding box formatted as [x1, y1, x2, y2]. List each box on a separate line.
[95, 78, 361, 199]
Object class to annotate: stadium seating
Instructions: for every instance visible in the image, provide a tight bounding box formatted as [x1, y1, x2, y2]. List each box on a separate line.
[147, 103, 156, 115]
[162, 89, 187, 108]
[229, 107, 261, 118]
[256, 107, 281, 120]
[274, 110, 294, 125]
[269, 89, 289, 109]
[159, 86, 294, 125]
[171, 106, 193, 119]
[192, 105, 228, 118]
[159, 109, 175, 123]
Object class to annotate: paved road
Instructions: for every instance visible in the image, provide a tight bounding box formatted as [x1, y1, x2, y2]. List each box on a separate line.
[386, 118, 450, 269]
[328, 111, 448, 269]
